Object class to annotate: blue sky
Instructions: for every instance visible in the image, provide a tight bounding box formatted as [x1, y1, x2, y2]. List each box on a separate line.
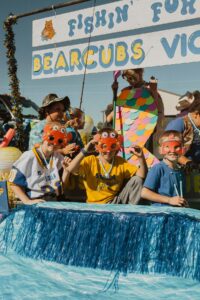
[0, 0, 200, 124]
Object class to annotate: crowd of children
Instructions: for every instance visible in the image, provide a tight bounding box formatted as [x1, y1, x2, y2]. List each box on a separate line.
[7, 69, 200, 208]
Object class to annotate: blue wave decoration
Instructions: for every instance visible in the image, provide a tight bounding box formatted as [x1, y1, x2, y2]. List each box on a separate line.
[0, 204, 200, 282]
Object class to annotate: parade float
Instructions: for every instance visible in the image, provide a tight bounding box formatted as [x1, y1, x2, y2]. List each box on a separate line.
[0, 0, 200, 299]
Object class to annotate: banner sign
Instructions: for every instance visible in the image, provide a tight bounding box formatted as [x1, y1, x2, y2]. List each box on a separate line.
[32, 24, 200, 79]
[32, 0, 200, 47]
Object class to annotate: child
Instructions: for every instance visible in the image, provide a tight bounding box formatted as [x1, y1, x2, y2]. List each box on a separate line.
[64, 108, 86, 202]
[65, 127, 147, 204]
[141, 130, 188, 207]
[65, 107, 85, 158]
[9, 122, 71, 205]
[28, 93, 70, 150]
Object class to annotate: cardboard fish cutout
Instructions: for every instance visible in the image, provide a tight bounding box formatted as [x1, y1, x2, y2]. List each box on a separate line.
[115, 87, 159, 167]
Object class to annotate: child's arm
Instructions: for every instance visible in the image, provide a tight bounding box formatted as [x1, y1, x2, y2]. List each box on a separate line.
[11, 185, 45, 205]
[62, 156, 72, 185]
[141, 187, 187, 206]
[66, 139, 96, 174]
[130, 146, 148, 179]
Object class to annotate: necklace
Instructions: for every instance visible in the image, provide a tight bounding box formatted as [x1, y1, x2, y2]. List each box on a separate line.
[39, 146, 53, 170]
[188, 113, 200, 136]
[98, 156, 114, 179]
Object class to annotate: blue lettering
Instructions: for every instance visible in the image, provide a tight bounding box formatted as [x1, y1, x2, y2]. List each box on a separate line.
[84, 16, 94, 34]
[68, 19, 76, 37]
[161, 30, 200, 59]
[81, 46, 98, 69]
[188, 30, 200, 54]
[181, 34, 187, 57]
[99, 44, 114, 68]
[165, 0, 178, 13]
[32, 54, 43, 76]
[115, 5, 129, 24]
[43, 52, 53, 75]
[95, 10, 106, 27]
[54, 51, 69, 74]
[115, 42, 129, 67]
[181, 0, 196, 15]
[77, 14, 83, 29]
[107, 13, 114, 29]
[151, 2, 162, 22]
[131, 39, 145, 65]
[161, 35, 180, 58]
[151, 0, 196, 23]
[69, 49, 83, 72]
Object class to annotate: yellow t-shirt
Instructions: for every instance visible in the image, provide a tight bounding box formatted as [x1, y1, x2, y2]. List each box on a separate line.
[79, 155, 138, 204]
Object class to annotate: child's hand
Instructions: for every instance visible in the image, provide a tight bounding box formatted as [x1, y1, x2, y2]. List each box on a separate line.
[111, 81, 119, 92]
[149, 76, 158, 92]
[85, 139, 96, 153]
[63, 156, 72, 169]
[146, 77, 159, 100]
[130, 146, 144, 158]
[62, 143, 77, 155]
[168, 196, 188, 207]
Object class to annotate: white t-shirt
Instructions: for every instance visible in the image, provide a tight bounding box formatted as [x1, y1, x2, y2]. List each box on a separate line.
[9, 148, 64, 199]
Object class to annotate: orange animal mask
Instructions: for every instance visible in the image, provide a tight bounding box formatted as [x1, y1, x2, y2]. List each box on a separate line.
[94, 130, 123, 153]
[42, 123, 72, 147]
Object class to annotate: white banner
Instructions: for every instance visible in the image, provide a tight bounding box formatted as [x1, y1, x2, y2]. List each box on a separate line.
[32, 24, 200, 79]
[32, 0, 200, 47]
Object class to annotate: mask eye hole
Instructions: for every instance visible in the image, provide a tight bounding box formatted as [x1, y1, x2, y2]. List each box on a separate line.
[110, 132, 116, 138]
[53, 125, 59, 131]
[58, 139, 63, 144]
[101, 144, 107, 149]
[60, 128, 65, 133]
[111, 143, 117, 149]
[49, 135, 54, 141]
[101, 132, 108, 138]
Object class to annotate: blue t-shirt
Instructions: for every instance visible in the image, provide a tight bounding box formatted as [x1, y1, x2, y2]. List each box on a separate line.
[166, 117, 200, 163]
[143, 161, 185, 206]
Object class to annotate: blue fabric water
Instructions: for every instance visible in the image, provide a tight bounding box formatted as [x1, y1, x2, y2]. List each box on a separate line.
[0, 203, 200, 282]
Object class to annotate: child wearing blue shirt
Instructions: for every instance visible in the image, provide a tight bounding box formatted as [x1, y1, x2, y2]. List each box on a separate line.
[141, 130, 188, 207]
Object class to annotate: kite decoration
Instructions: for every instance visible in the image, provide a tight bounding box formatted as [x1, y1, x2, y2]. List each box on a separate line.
[115, 87, 159, 168]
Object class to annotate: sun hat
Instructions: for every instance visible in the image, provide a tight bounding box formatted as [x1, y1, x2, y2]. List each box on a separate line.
[38, 93, 71, 120]
[41, 93, 70, 110]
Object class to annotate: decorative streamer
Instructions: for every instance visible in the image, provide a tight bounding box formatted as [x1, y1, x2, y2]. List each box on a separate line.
[4, 15, 25, 150]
